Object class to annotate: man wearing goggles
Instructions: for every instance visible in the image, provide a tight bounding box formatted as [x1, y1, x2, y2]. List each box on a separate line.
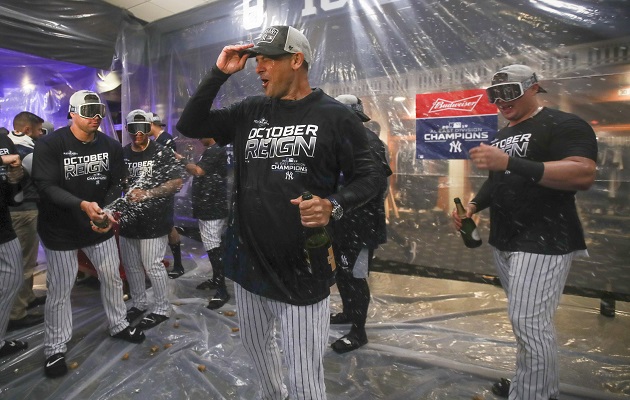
[110, 109, 184, 331]
[127, 122, 151, 136]
[32, 90, 145, 378]
[454, 64, 597, 399]
[69, 103, 107, 120]
[486, 71, 547, 104]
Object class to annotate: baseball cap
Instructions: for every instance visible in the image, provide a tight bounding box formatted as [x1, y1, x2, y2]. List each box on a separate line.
[126, 109, 152, 135]
[486, 65, 547, 103]
[41, 121, 55, 135]
[335, 94, 370, 122]
[68, 90, 106, 119]
[245, 25, 312, 65]
[149, 112, 166, 127]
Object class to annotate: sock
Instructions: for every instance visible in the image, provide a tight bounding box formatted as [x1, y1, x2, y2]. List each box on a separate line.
[207, 247, 226, 289]
[348, 277, 370, 337]
[169, 242, 183, 271]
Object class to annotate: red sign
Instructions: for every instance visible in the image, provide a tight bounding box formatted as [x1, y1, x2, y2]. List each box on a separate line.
[416, 89, 497, 118]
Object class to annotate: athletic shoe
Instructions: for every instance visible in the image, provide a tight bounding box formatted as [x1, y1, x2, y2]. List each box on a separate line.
[27, 295, 47, 309]
[330, 312, 351, 324]
[491, 378, 510, 398]
[331, 332, 368, 354]
[491, 378, 557, 400]
[207, 292, 230, 310]
[44, 353, 67, 378]
[111, 326, 146, 343]
[196, 278, 219, 290]
[136, 313, 169, 330]
[126, 307, 146, 323]
[7, 314, 44, 331]
[0, 340, 28, 358]
[167, 268, 185, 279]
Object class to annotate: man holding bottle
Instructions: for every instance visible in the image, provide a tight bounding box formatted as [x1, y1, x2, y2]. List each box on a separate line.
[452, 64, 597, 400]
[176, 25, 383, 400]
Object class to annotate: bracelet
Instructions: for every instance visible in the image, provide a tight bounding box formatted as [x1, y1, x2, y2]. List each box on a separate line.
[507, 157, 544, 182]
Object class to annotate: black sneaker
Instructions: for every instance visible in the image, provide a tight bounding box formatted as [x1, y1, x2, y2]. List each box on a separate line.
[330, 312, 351, 324]
[492, 378, 510, 398]
[331, 332, 368, 354]
[27, 295, 47, 309]
[136, 313, 169, 330]
[126, 307, 146, 323]
[7, 314, 44, 331]
[207, 292, 230, 310]
[44, 353, 67, 378]
[0, 340, 28, 357]
[112, 326, 146, 343]
[167, 268, 185, 279]
[196, 278, 219, 290]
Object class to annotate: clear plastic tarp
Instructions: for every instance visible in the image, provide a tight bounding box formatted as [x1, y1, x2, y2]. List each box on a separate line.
[0, 238, 628, 399]
[1, 0, 630, 398]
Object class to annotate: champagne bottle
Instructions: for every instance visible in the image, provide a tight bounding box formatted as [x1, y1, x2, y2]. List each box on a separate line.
[454, 197, 482, 248]
[302, 191, 336, 278]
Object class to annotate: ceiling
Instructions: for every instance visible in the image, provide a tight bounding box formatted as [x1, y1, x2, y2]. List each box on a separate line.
[102, 0, 218, 23]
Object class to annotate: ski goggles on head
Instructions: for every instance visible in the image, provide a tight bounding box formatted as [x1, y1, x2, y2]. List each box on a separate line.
[486, 74, 539, 103]
[486, 82, 531, 103]
[127, 122, 151, 135]
[73, 103, 107, 119]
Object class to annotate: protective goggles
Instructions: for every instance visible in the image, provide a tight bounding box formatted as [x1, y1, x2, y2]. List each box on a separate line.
[486, 82, 530, 103]
[486, 73, 539, 103]
[73, 103, 107, 119]
[127, 122, 151, 135]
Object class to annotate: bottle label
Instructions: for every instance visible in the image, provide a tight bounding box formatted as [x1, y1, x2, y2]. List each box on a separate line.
[305, 244, 336, 281]
[471, 228, 481, 241]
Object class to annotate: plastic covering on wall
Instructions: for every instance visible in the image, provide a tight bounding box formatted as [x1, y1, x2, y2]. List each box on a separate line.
[0, 0, 143, 139]
[123, 0, 630, 298]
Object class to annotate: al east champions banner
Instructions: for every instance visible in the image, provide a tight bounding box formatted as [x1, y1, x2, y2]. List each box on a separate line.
[416, 89, 498, 159]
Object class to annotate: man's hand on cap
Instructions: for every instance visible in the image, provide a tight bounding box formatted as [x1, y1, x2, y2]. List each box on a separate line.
[217, 44, 254, 75]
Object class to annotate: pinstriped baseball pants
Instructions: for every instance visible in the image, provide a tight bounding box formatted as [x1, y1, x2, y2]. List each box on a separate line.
[198, 218, 226, 251]
[43, 237, 128, 357]
[492, 249, 574, 400]
[0, 238, 24, 348]
[119, 235, 170, 316]
[234, 282, 330, 400]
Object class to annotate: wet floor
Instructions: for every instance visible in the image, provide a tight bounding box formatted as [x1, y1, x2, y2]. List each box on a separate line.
[0, 236, 628, 399]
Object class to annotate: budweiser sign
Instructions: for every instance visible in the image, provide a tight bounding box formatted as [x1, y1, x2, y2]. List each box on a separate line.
[428, 94, 483, 114]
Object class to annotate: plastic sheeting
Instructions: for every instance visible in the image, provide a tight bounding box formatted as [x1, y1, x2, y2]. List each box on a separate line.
[0, 236, 628, 399]
[1, 1, 629, 295]
[0, 0, 134, 70]
[125, 0, 630, 297]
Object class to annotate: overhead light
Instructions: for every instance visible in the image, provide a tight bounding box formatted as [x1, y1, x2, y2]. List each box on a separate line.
[394, 96, 406, 102]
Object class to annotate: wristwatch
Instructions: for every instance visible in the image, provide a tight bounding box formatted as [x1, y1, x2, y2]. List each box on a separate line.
[327, 197, 343, 221]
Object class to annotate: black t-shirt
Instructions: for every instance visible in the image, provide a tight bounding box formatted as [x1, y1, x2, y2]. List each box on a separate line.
[32, 128, 124, 250]
[191, 144, 228, 221]
[473, 107, 598, 254]
[117, 141, 184, 239]
[176, 67, 384, 305]
[0, 134, 19, 244]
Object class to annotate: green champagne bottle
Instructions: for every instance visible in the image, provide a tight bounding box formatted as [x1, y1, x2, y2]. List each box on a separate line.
[454, 197, 482, 248]
[302, 191, 336, 278]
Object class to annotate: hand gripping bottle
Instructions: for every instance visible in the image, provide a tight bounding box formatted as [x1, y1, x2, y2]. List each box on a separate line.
[454, 197, 482, 248]
[302, 191, 336, 279]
